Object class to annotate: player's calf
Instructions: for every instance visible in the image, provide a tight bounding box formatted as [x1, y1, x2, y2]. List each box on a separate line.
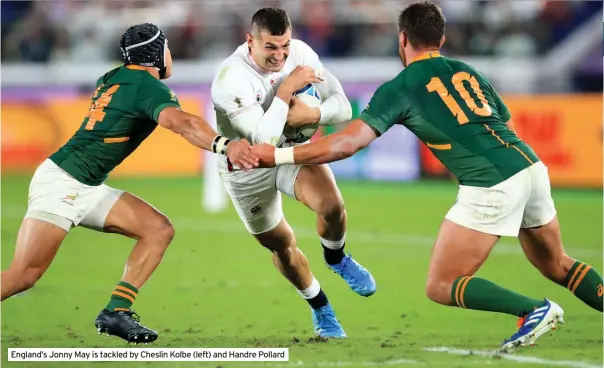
[313, 189, 347, 265]
[318, 194, 345, 260]
[519, 221, 603, 313]
[101, 217, 174, 312]
[532, 253, 573, 284]
[1, 267, 44, 300]
[94, 193, 174, 345]
[1, 218, 67, 301]
[428, 221, 546, 316]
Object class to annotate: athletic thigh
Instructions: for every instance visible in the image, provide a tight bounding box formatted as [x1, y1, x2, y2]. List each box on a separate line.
[518, 217, 573, 280]
[428, 219, 500, 284]
[289, 164, 343, 212]
[253, 217, 296, 253]
[8, 218, 68, 273]
[100, 192, 174, 240]
[222, 168, 283, 235]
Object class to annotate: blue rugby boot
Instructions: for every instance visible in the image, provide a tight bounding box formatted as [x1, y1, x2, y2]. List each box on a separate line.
[311, 304, 347, 339]
[327, 254, 376, 297]
[500, 299, 564, 353]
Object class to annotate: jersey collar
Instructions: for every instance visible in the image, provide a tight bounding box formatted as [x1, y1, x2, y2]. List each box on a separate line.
[408, 51, 442, 65]
[125, 65, 146, 71]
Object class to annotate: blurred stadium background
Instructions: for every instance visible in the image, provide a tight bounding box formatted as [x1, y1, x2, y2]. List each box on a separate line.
[1, 1, 603, 367]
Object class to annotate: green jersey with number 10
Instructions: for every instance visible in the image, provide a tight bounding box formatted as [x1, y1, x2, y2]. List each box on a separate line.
[359, 52, 539, 188]
[49, 65, 181, 186]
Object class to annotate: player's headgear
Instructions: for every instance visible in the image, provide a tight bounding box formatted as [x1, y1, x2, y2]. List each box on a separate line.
[120, 23, 168, 79]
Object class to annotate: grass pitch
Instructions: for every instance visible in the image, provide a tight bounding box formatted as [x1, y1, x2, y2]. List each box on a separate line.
[2, 175, 602, 367]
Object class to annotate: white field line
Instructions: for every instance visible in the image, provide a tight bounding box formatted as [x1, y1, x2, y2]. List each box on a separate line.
[424, 346, 602, 368]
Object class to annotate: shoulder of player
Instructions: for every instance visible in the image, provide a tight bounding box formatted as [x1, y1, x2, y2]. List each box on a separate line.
[442, 56, 486, 76]
[135, 71, 169, 90]
[289, 39, 319, 62]
[211, 57, 254, 93]
[124, 71, 175, 102]
[375, 74, 407, 97]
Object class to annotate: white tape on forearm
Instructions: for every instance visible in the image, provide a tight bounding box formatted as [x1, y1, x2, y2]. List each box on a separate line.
[274, 147, 295, 165]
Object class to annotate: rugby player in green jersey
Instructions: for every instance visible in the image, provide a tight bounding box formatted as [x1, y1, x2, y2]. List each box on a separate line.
[1, 23, 258, 344]
[252, 1, 603, 351]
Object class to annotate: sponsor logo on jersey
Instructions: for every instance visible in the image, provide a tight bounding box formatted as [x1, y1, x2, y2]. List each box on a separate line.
[234, 97, 243, 108]
[598, 284, 603, 297]
[169, 90, 178, 102]
[250, 205, 262, 215]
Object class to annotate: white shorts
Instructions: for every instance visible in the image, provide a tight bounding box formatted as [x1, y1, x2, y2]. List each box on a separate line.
[25, 159, 124, 232]
[221, 164, 304, 234]
[445, 161, 557, 237]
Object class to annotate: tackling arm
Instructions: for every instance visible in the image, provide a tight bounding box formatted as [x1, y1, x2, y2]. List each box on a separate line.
[157, 107, 258, 170]
[157, 107, 222, 152]
[275, 119, 378, 165]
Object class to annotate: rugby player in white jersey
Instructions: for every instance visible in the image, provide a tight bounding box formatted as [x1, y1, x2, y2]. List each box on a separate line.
[211, 7, 376, 338]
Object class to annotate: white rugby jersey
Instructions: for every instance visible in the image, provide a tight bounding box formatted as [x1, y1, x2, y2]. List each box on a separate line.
[211, 39, 351, 172]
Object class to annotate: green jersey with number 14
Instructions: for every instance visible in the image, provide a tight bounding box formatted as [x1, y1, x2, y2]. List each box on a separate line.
[49, 65, 181, 186]
[359, 52, 539, 188]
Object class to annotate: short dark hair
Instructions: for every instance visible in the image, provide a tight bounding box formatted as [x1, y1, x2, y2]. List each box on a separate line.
[251, 7, 291, 36]
[398, 1, 446, 49]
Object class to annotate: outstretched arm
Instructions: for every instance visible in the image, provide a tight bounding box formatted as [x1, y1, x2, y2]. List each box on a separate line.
[157, 107, 259, 170]
[251, 119, 378, 166]
[252, 79, 403, 167]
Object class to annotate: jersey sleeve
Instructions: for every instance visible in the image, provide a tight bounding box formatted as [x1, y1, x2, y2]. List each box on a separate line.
[358, 82, 405, 136]
[291, 39, 325, 76]
[137, 80, 181, 122]
[211, 65, 258, 120]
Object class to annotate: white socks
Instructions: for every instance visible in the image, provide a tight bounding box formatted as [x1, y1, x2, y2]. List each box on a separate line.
[297, 277, 321, 299]
[320, 234, 346, 250]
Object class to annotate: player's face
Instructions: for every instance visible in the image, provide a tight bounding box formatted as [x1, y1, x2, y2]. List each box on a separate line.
[247, 29, 291, 72]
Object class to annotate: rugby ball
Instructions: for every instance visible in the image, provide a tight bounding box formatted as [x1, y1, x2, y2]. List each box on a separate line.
[283, 84, 321, 143]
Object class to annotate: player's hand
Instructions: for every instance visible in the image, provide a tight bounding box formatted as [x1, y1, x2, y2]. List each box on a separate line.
[286, 97, 321, 128]
[250, 144, 276, 168]
[282, 66, 324, 93]
[226, 139, 259, 171]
